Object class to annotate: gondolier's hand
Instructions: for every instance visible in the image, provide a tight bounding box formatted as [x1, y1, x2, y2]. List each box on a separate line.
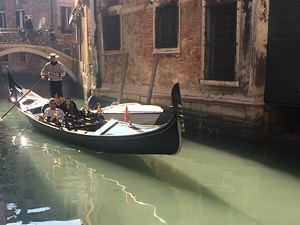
[41, 76, 46, 80]
[55, 72, 60, 77]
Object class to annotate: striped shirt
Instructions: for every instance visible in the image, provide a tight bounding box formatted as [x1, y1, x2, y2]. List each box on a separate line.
[41, 61, 65, 81]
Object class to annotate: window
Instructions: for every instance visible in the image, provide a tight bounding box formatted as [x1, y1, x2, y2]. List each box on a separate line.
[76, 16, 83, 61]
[2, 55, 8, 62]
[204, 1, 237, 81]
[0, 12, 6, 28]
[20, 52, 26, 62]
[102, 15, 120, 51]
[155, 4, 178, 49]
[61, 6, 72, 34]
[16, 10, 25, 28]
[107, 0, 119, 7]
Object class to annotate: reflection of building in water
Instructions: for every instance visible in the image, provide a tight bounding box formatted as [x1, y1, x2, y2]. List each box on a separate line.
[43, 147, 92, 224]
[0, 141, 84, 224]
[43, 147, 171, 224]
[0, 130, 171, 224]
[140, 149, 261, 225]
[0, 131, 23, 224]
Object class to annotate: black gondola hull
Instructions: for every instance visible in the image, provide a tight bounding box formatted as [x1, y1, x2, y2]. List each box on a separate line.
[24, 111, 182, 154]
[8, 72, 184, 155]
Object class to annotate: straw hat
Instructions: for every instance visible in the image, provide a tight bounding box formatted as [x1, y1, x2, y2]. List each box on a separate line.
[47, 53, 59, 59]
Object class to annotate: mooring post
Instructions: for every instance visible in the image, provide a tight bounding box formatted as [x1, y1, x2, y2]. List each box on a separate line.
[147, 53, 158, 105]
[117, 52, 129, 103]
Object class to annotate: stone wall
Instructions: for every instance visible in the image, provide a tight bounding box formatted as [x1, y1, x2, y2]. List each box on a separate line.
[92, 0, 270, 139]
[1, 53, 46, 76]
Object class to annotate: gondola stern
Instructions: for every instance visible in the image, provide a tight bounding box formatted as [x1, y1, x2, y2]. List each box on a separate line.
[171, 83, 185, 133]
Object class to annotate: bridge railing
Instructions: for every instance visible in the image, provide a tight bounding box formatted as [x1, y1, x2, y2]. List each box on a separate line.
[0, 28, 77, 58]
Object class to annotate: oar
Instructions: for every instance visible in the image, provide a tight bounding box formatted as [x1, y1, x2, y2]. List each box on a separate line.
[0, 75, 47, 121]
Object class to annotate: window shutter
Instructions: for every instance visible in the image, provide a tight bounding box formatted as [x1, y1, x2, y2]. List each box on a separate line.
[4, 14, 6, 28]
[16, 11, 20, 28]
[61, 6, 66, 32]
[155, 4, 178, 49]
[67, 7, 71, 27]
[102, 15, 120, 51]
[21, 11, 25, 28]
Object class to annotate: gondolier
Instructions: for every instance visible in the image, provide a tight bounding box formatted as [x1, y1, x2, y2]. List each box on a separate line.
[41, 53, 65, 98]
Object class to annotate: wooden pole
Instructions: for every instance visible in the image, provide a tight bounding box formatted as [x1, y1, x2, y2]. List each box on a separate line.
[147, 53, 158, 104]
[117, 52, 129, 104]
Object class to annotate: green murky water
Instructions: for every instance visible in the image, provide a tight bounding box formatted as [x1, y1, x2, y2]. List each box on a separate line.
[1, 99, 300, 225]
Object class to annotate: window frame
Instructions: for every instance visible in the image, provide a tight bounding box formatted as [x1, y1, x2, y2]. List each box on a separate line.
[2, 55, 8, 62]
[100, 5, 122, 55]
[0, 11, 6, 28]
[61, 5, 73, 34]
[20, 52, 26, 62]
[153, 2, 180, 54]
[16, 9, 25, 28]
[201, 0, 241, 86]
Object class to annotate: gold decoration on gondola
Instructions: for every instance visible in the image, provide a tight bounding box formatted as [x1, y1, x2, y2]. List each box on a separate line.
[85, 106, 89, 116]
[97, 103, 102, 115]
[54, 109, 59, 120]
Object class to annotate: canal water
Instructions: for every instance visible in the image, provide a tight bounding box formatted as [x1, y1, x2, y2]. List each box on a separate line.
[1, 78, 300, 224]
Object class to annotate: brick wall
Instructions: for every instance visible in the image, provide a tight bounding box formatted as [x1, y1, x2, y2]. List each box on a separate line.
[101, 2, 202, 90]
[93, 0, 270, 138]
[1, 53, 47, 76]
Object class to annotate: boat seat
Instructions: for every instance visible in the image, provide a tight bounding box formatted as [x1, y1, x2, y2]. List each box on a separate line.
[93, 119, 118, 135]
[42, 104, 50, 113]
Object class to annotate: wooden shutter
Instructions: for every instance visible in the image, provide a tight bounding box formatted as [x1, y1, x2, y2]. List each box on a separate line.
[16, 11, 20, 28]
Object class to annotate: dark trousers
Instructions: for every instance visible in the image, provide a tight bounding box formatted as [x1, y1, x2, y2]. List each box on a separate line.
[50, 40, 57, 49]
[50, 81, 63, 98]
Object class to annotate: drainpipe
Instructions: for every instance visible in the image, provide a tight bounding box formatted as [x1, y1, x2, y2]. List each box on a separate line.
[90, 0, 98, 89]
[50, 0, 53, 27]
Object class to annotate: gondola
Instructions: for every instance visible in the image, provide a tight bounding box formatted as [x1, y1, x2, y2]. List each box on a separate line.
[7, 72, 185, 154]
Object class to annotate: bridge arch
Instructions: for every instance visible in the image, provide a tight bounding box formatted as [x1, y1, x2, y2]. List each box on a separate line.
[0, 45, 78, 82]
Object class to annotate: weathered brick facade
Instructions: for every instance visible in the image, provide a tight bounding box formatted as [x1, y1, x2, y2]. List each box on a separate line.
[92, 0, 269, 139]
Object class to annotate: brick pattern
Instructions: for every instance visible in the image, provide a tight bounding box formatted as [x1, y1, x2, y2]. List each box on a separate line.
[101, 2, 202, 91]
[92, 0, 271, 138]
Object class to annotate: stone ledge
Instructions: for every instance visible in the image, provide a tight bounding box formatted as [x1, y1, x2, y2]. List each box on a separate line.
[93, 83, 265, 107]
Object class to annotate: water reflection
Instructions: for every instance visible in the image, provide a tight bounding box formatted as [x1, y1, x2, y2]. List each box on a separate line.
[0, 114, 173, 224]
[1, 99, 300, 225]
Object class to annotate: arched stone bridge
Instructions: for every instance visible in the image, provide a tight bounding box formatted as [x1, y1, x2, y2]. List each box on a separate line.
[0, 44, 79, 82]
